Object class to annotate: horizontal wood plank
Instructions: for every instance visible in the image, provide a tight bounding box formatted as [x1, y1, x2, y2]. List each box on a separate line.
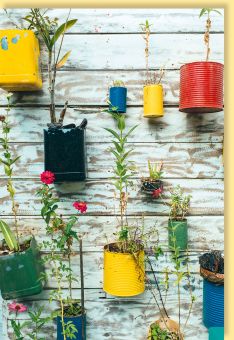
[0, 179, 224, 216]
[1, 69, 224, 107]
[0, 142, 223, 179]
[4, 107, 224, 143]
[2, 215, 224, 251]
[0, 8, 224, 33]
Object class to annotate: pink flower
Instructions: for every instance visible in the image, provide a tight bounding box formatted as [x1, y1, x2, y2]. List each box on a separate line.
[8, 302, 27, 313]
[152, 188, 162, 199]
[73, 201, 87, 213]
[40, 171, 55, 185]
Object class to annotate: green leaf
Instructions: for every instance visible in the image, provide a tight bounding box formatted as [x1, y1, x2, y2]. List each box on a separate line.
[123, 125, 138, 142]
[112, 141, 123, 153]
[199, 8, 207, 17]
[50, 19, 77, 48]
[104, 128, 120, 141]
[0, 220, 19, 251]
[56, 50, 71, 69]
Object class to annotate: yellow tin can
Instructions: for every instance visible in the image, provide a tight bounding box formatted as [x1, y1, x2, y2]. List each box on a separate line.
[0, 29, 42, 91]
[103, 243, 145, 297]
[143, 84, 164, 118]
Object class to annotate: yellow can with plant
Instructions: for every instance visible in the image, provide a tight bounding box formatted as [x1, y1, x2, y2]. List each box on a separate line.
[103, 243, 145, 297]
[140, 20, 164, 118]
[0, 29, 42, 91]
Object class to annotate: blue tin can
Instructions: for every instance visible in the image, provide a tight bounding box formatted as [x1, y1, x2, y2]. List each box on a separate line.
[57, 313, 86, 340]
[109, 86, 127, 113]
[203, 279, 224, 328]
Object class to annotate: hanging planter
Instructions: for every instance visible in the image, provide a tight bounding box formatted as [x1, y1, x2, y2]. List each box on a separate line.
[179, 9, 223, 113]
[199, 251, 224, 328]
[168, 219, 188, 251]
[141, 160, 163, 198]
[0, 29, 42, 91]
[143, 84, 164, 118]
[179, 61, 223, 113]
[209, 327, 224, 340]
[103, 242, 145, 297]
[168, 186, 191, 251]
[147, 318, 183, 339]
[0, 237, 43, 300]
[140, 20, 165, 118]
[109, 80, 127, 113]
[57, 304, 86, 340]
[44, 122, 87, 182]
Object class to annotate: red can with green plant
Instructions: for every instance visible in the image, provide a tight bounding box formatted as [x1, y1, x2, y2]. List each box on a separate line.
[179, 8, 223, 113]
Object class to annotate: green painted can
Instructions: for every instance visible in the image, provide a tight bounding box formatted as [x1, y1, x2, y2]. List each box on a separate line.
[0, 237, 44, 300]
[209, 327, 224, 340]
[168, 219, 188, 250]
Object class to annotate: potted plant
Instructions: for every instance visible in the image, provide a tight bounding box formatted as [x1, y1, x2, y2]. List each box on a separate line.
[0, 93, 43, 300]
[141, 160, 163, 198]
[37, 170, 87, 340]
[103, 110, 145, 297]
[24, 9, 87, 182]
[147, 246, 195, 339]
[168, 185, 191, 251]
[140, 20, 164, 118]
[0, 10, 42, 91]
[199, 250, 224, 328]
[109, 80, 127, 113]
[179, 8, 223, 113]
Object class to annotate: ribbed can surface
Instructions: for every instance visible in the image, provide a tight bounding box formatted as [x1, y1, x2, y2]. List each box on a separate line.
[103, 245, 145, 297]
[203, 279, 224, 328]
[179, 62, 223, 113]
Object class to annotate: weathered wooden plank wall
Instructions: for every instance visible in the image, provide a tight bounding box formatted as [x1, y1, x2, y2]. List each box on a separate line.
[0, 8, 224, 340]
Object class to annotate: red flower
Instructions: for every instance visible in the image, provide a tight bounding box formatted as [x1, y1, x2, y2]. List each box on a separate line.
[8, 302, 27, 313]
[73, 201, 87, 213]
[40, 171, 55, 185]
[152, 188, 162, 198]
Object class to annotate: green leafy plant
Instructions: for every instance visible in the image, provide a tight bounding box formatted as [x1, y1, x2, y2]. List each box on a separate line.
[112, 80, 125, 87]
[23, 9, 77, 125]
[147, 160, 163, 180]
[37, 171, 86, 340]
[150, 322, 181, 340]
[0, 93, 20, 252]
[169, 185, 191, 221]
[8, 302, 50, 340]
[199, 8, 222, 61]
[104, 108, 139, 252]
[140, 19, 164, 85]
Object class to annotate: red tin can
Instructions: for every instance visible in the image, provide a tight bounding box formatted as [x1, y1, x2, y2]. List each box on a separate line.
[179, 61, 224, 113]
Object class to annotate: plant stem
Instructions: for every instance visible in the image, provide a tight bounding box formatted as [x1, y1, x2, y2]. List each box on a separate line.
[79, 238, 85, 340]
[48, 50, 56, 124]
[68, 245, 72, 301]
[54, 262, 66, 340]
[205, 13, 211, 61]
[4, 102, 20, 246]
[147, 257, 169, 318]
